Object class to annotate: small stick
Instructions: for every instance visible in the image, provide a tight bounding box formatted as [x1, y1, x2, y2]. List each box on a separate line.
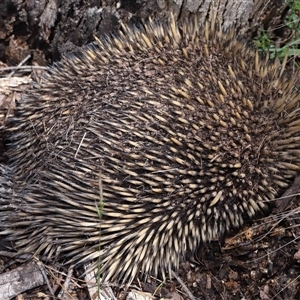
[0, 65, 47, 72]
[171, 270, 196, 300]
[58, 266, 74, 300]
[8, 54, 32, 78]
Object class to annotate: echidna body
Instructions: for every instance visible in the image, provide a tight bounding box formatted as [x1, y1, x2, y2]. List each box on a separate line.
[3, 16, 300, 283]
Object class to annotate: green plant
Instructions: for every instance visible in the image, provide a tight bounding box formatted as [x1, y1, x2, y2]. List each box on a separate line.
[285, 0, 300, 31]
[96, 173, 104, 295]
[254, 29, 272, 51]
[254, 0, 300, 60]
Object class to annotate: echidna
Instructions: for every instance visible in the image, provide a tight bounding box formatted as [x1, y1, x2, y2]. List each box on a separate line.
[2, 15, 300, 284]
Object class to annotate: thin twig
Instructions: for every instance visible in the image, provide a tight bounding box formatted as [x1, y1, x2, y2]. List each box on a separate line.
[36, 260, 55, 297]
[8, 54, 32, 78]
[0, 65, 47, 72]
[172, 270, 196, 300]
[74, 132, 87, 158]
[58, 266, 75, 300]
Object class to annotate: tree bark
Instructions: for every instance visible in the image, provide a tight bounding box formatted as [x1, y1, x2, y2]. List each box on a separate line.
[0, 262, 45, 300]
[0, 0, 286, 65]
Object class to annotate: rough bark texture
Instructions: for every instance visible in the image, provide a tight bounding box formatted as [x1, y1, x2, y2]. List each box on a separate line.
[0, 0, 287, 65]
[0, 262, 45, 300]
